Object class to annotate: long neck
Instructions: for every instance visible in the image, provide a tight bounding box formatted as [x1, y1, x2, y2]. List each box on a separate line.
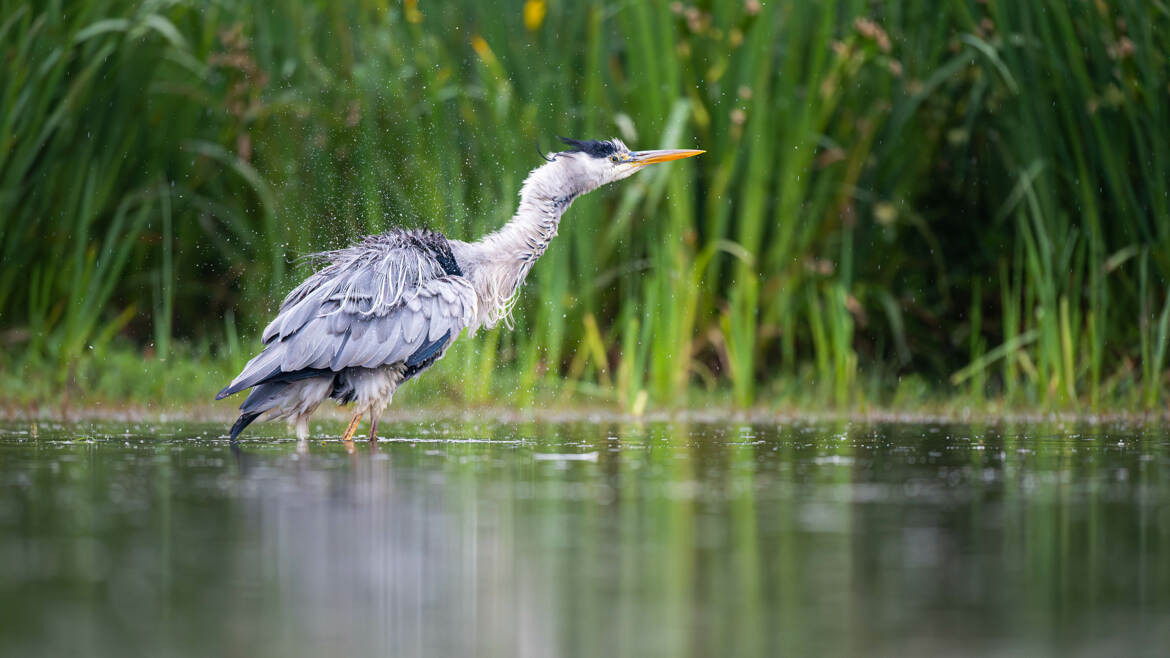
[459, 159, 583, 328]
[484, 161, 580, 263]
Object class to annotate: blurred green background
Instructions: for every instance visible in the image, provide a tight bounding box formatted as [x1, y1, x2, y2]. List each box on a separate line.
[1, 0, 1168, 412]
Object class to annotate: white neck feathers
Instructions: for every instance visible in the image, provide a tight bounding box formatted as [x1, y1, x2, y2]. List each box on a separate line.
[457, 158, 585, 329]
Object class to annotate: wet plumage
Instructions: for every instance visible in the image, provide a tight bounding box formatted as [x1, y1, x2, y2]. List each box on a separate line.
[217, 229, 475, 438]
[218, 137, 702, 442]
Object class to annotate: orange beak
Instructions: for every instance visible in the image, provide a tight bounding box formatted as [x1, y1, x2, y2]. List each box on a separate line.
[631, 149, 705, 166]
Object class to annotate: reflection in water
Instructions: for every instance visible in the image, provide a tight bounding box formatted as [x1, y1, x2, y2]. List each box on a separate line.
[0, 420, 1168, 656]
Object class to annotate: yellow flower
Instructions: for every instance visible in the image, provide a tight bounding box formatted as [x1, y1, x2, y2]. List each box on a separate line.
[523, 0, 547, 32]
[404, 0, 422, 24]
[471, 34, 495, 63]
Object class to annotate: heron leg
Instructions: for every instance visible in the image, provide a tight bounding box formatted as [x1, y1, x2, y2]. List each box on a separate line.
[340, 412, 361, 443]
[368, 415, 380, 442]
[294, 414, 311, 441]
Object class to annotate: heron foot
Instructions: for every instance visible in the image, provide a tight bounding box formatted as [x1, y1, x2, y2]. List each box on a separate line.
[340, 413, 361, 443]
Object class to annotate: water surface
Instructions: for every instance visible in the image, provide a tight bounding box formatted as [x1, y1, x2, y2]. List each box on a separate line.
[1, 419, 1168, 656]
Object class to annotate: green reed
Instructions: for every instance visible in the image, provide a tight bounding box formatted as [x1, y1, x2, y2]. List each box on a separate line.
[1, 0, 1168, 411]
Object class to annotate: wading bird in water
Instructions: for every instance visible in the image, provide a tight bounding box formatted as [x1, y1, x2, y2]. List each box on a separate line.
[217, 138, 703, 442]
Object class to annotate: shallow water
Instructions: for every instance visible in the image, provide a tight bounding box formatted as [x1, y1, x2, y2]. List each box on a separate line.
[1, 419, 1168, 657]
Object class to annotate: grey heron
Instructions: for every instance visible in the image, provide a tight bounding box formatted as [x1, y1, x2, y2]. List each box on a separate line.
[217, 137, 703, 442]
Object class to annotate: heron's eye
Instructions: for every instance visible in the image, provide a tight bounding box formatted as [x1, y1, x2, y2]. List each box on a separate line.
[610, 154, 620, 163]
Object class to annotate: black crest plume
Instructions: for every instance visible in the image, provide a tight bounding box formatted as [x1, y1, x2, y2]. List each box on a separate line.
[558, 136, 620, 158]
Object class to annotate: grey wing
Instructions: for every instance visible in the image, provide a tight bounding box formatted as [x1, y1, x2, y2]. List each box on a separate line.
[217, 263, 477, 400]
[320, 274, 478, 370]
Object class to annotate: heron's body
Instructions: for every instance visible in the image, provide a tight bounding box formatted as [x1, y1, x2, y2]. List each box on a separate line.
[218, 138, 702, 442]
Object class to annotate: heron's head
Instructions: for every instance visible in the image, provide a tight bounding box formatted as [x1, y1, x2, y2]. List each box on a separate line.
[549, 137, 703, 192]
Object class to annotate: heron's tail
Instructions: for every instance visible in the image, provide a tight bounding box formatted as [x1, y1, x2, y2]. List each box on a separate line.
[226, 375, 336, 441]
[227, 380, 287, 441]
[229, 412, 261, 442]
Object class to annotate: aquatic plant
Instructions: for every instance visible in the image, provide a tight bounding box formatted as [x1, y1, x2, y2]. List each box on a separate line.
[1, 0, 1167, 410]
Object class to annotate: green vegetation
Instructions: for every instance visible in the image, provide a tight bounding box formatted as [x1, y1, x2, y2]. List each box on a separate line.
[2, 0, 1168, 412]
